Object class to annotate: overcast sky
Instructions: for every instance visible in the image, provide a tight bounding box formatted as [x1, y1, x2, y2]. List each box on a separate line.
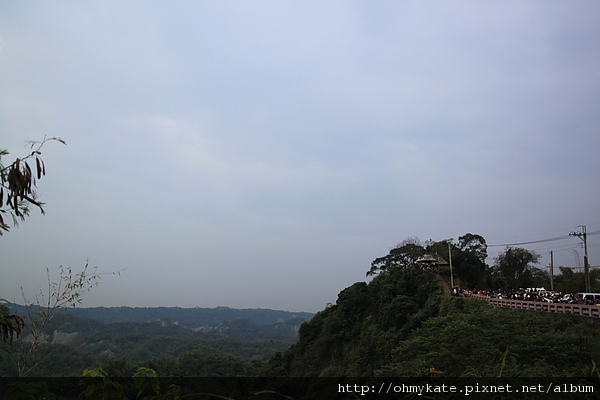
[1, 1, 599, 313]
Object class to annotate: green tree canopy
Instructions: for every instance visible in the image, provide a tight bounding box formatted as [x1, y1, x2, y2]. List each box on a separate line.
[366, 237, 425, 276]
[367, 234, 491, 288]
[452, 233, 490, 287]
[492, 247, 544, 289]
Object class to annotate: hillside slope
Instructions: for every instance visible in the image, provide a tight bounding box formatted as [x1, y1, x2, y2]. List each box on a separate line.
[262, 267, 600, 378]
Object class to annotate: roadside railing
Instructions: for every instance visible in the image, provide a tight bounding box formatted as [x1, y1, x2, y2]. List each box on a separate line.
[464, 294, 600, 318]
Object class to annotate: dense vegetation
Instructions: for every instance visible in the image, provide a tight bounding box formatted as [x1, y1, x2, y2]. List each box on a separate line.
[0, 310, 304, 377]
[262, 266, 600, 378]
[0, 335, 288, 377]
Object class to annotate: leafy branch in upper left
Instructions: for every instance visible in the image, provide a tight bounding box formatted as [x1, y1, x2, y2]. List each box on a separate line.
[0, 136, 66, 234]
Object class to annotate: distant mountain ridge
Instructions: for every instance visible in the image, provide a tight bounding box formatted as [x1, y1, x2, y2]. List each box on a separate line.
[6, 304, 314, 329]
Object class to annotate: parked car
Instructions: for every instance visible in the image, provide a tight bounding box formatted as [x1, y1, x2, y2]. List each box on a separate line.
[574, 293, 600, 304]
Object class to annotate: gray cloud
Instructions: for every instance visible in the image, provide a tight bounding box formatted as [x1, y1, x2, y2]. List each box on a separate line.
[1, 1, 599, 312]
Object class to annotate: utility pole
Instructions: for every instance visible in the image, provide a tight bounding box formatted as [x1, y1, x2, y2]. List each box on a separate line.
[549, 251, 554, 291]
[570, 225, 590, 292]
[448, 240, 454, 288]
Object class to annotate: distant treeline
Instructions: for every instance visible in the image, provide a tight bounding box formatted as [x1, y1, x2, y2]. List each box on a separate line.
[0, 307, 308, 377]
[5, 304, 314, 328]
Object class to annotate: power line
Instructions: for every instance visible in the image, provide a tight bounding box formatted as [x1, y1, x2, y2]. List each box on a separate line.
[488, 230, 600, 248]
[531, 243, 581, 253]
[488, 235, 571, 247]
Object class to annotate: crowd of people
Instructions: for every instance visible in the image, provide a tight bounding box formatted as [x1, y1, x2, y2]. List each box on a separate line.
[453, 287, 600, 306]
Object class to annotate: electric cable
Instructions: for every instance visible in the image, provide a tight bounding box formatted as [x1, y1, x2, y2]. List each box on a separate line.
[488, 230, 600, 248]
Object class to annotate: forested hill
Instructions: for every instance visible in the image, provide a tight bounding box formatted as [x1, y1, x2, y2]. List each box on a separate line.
[1, 304, 314, 377]
[262, 266, 600, 378]
[6, 304, 314, 328]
